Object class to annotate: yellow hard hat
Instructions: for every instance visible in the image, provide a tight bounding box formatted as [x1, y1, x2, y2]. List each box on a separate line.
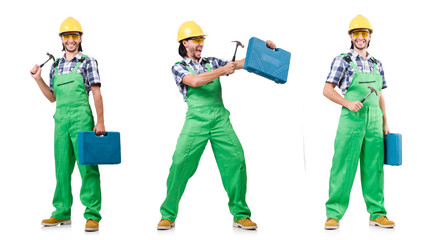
[348, 14, 373, 33]
[177, 21, 206, 42]
[59, 17, 82, 35]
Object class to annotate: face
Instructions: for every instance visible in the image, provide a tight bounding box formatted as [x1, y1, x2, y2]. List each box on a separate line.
[60, 31, 82, 53]
[183, 36, 205, 61]
[349, 28, 371, 51]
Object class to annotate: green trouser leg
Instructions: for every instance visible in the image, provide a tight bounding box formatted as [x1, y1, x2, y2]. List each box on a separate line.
[160, 107, 251, 221]
[52, 107, 102, 221]
[210, 108, 249, 221]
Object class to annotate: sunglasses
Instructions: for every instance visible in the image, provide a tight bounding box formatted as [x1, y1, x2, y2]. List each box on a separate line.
[188, 37, 205, 44]
[351, 31, 370, 38]
[62, 34, 81, 40]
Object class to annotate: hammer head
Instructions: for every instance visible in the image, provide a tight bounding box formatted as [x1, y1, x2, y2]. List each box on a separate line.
[232, 40, 244, 48]
[46, 52, 55, 61]
[368, 86, 378, 95]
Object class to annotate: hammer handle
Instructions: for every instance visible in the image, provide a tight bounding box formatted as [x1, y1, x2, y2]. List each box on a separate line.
[360, 92, 372, 103]
[40, 58, 51, 67]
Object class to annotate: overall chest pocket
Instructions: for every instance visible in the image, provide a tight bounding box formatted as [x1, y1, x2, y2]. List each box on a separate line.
[57, 81, 74, 86]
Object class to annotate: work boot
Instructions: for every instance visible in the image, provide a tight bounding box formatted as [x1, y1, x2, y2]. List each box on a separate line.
[85, 219, 99, 232]
[41, 217, 71, 226]
[157, 219, 175, 230]
[324, 218, 339, 230]
[233, 218, 258, 230]
[369, 216, 395, 228]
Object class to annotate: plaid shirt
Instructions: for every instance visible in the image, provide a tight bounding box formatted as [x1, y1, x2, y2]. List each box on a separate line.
[326, 49, 387, 95]
[50, 52, 101, 95]
[172, 57, 228, 101]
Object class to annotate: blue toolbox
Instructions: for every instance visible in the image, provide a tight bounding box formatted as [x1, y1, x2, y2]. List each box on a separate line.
[384, 133, 402, 166]
[244, 37, 291, 84]
[78, 131, 121, 165]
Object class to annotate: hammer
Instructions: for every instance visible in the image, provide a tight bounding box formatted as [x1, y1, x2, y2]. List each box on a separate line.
[226, 41, 244, 76]
[40, 52, 55, 67]
[231, 40, 244, 62]
[360, 86, 378, 103]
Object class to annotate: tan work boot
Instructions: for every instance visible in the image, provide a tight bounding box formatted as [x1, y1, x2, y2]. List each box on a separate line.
[41, 217, 71, 226]
[85, 219, 99, 232]
[324, 218, 339, 230]
[157, 219, 175, 230]
[369, 216, 395, 228]
[233, 218, 258, 230]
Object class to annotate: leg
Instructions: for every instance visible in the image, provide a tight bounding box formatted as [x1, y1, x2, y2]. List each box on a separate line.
[51, 112, 76, 220]
[210, 108, 251, 221]
[360, 109, 386, 220]
[70, 107, 102, 221]
[326, 111, 365, 220]
[160, 113, 210, 221]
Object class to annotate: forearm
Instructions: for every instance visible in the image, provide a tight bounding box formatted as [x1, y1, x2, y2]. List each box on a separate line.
[379, 92, 387, 124]
[91, 86, 104, 124]
[183, 67, 227, 87]
[323, 83, 350, 108]
[235, 58, 245, 69]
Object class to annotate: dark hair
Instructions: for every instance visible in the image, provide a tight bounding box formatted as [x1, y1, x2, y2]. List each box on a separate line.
[178, 41, 187, 58]
[61, 32, 83, 52]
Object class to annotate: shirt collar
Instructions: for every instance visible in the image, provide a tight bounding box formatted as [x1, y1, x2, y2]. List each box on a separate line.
[62, 51, 83, 62]
[349, 49, 370, 60]
[182, 57, 208, 65]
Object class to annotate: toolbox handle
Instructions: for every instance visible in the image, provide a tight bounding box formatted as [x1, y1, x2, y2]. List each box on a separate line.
[95, 131, 108, 137]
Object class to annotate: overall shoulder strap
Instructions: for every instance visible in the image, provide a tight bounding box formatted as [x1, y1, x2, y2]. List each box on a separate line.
[54, 58, 61, 75]
[203, 58, 212, 71]
[370, 56, 378, 73]
[340, 53, 360, 73]
[176, 61, 196, 75]
[73, 55, 87, 72]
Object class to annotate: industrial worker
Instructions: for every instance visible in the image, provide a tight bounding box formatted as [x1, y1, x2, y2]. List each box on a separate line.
[323, 14, 395, 230]
[158, 21, 276, 230]
[30, 17, 104, 232]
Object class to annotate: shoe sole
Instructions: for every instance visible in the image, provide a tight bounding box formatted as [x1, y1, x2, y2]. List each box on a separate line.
[85, 227, 99, 232]
[41, 220, 71, 226]
[157, 222, 175, 230]
[324, 225, 339, 230]
[233, 222, 258, 230]
[369, 221, 395, 228]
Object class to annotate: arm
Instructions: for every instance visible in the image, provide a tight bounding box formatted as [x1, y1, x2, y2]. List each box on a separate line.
[30, 65, 56, 102]
[323, 82, 363, 112]
[379, 91, 389, 135]
[182, 62, 236, 87]
[91, 85, 105, 135]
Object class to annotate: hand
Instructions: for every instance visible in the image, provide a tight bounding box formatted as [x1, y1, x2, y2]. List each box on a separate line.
[345, 101, 363, 112]
[30, 64, 42, 80]
[224, 61, 237, 75]
[94, 122, 106, 136]
[266, 40, 276, 50]
[383, 123, 390, 136]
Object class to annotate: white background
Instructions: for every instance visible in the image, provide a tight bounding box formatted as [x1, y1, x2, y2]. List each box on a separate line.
[1, 0, 438, 239]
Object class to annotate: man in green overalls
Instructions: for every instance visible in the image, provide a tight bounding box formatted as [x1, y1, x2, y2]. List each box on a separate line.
[323, 15, 395, 230]
[158, 21, 276, 230]
[30, 17, 105, 232]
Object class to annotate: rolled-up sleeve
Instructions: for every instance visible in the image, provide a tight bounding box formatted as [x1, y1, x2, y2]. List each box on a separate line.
[326, 56, 346, 88]
[85, 57, 101, 87]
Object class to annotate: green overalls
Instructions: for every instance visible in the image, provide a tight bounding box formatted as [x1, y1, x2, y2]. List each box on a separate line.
[51, 55, 102, 221]
[160, 59, 251, 222]
[326, 53, 387, 221]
